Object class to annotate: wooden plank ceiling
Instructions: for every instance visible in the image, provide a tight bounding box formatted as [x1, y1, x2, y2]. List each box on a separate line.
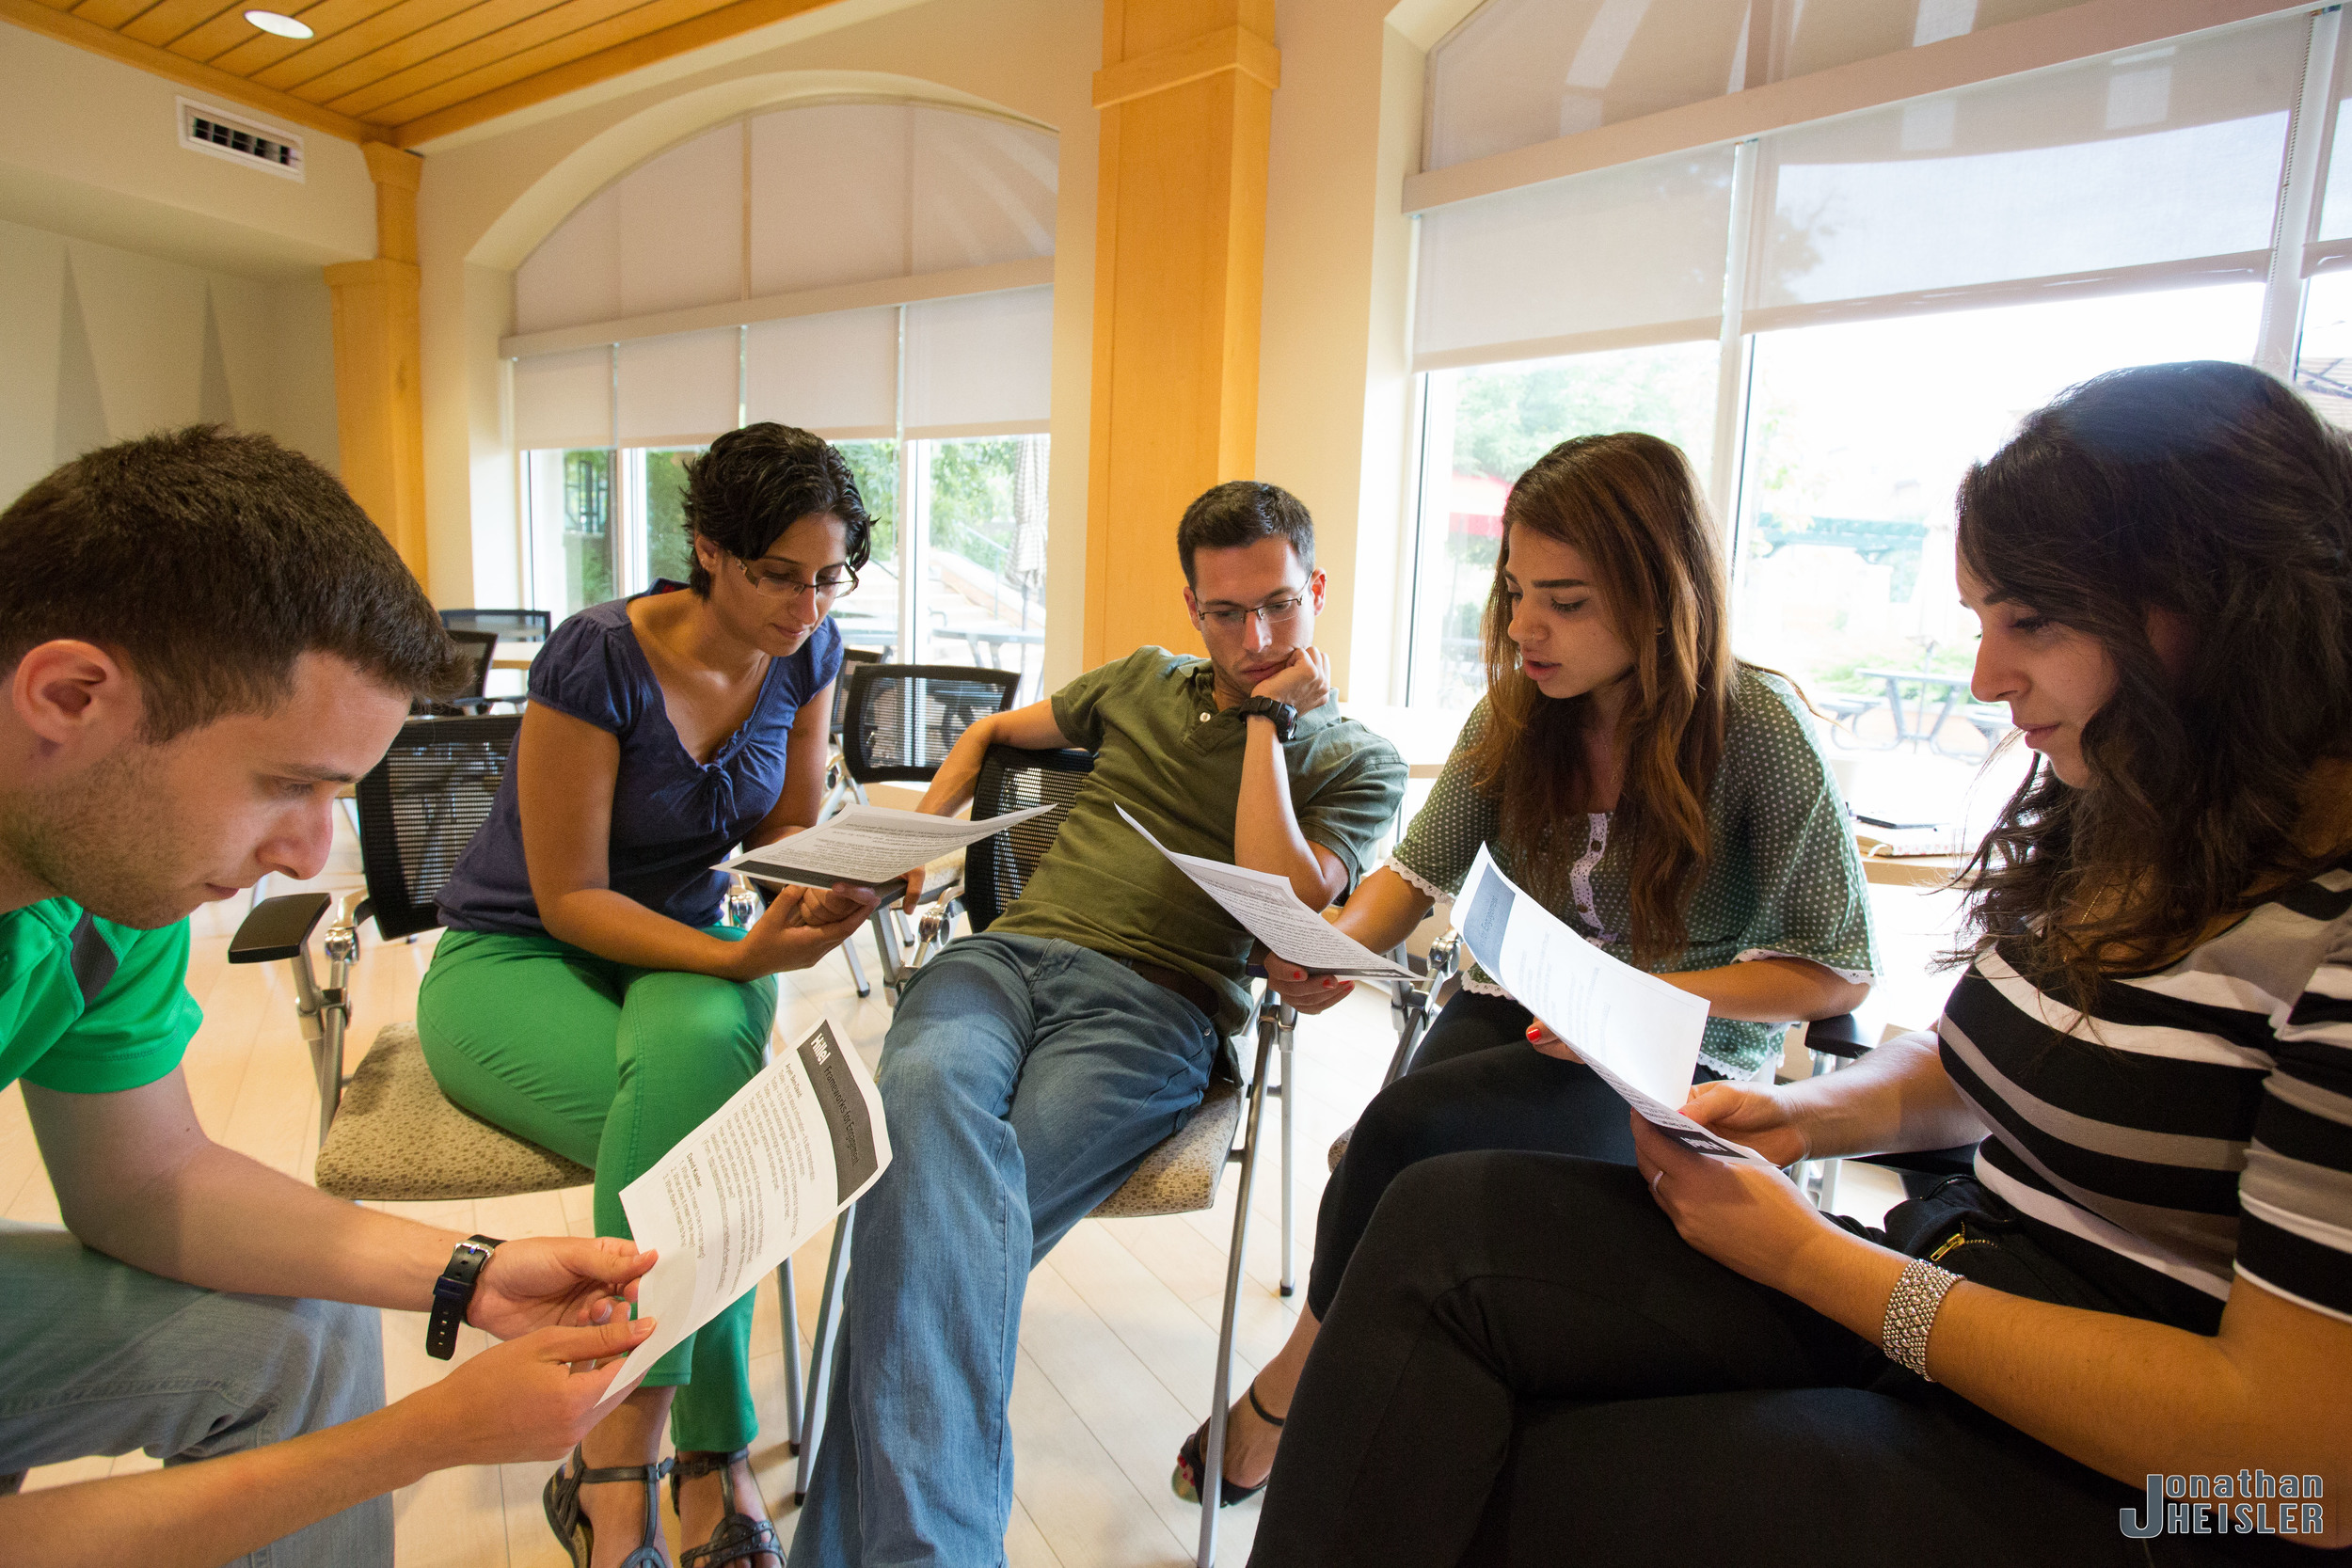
[0, 0, 845, 147]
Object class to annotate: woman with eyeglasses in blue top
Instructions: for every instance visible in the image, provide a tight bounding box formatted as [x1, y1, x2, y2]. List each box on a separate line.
[420, 424, 916, 1568]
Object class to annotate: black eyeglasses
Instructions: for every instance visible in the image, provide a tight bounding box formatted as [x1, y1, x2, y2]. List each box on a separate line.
[732, 555, 859, 603]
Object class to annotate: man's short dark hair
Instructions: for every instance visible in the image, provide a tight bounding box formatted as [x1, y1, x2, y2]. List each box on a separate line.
[1175, 481, 1315, 587]
[0, 426, 466, 741]
[683, 423, 874, 594]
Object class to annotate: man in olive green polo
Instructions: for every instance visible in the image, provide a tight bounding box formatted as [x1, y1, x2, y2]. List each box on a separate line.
[789, 481, 1405, 1568]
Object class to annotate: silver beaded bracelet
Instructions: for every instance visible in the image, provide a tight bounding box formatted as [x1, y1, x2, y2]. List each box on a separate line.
[1881, 1258, 1963, 1381]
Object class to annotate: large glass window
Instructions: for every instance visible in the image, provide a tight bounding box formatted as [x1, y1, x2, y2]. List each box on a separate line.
[522, 448, 616, 620]
[830, 439, 903, 658]
[1728, 281, 2265, 831]
[641, 449, 699, 586]
[2294, 267, 2352, 431]
[524, 434, 1050, 701]
[1407, 341, 1718, 708]
[921, 435, 1050, 700]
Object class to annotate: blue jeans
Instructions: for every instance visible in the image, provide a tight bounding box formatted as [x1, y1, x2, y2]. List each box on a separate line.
[788, 935, 1218, 1568]
[0, 1220, 389, 1565]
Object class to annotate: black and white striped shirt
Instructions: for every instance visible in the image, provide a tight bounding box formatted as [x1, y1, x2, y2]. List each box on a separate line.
[1937, 855, 2352, 1326]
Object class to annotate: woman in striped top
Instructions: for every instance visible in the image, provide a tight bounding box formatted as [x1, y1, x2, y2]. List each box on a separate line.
[1246, 361, 2352, 1566]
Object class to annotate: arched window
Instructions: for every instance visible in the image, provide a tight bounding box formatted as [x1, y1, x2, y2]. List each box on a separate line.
[505, 101, 1057, 692]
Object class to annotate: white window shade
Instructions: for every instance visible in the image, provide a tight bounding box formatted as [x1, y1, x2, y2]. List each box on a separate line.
[1748, 17, 2300, 330]
[910, 107, 1057, 274]
[614, 128, 745, 319]
[1422, 0, 2083, 174]
[515, 188, 620, 336]
[2309, 15, 2352, 252]
[1412, 148, 1734, 372]
[745, 309, 898, 438]
[1427, 0, 1749, 171]
[903, 287, 1053, 437]
[513, 346, 612, 451]
[616, 329, 739, 448]
[749, 104, 914, 295]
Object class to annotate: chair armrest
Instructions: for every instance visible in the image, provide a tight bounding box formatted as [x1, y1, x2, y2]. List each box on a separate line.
[230, 892, 332, 964]
[1803, 1012, 1869, 1060]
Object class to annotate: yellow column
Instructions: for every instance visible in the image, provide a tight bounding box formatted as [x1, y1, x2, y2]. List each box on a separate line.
[324, 142, 429, 578]
[1083, 1, 1280, 666]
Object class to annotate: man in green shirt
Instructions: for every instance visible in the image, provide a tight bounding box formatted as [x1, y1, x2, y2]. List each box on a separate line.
[0, 429, 665, 1567]
[790, 483, 1405, 1566]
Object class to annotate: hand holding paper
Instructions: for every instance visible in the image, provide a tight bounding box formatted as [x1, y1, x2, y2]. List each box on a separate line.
[1115, 803, 1413, 980]
[1456, 847, 1778, 1170]
[593, 1022, 891, 1417]
[719, 802, 1058, 894]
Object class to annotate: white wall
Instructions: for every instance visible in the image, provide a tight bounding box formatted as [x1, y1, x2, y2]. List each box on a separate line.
[0, 26, 374, 277]
[0, 216, 340, 502]
[0, 24, 369, 503]
[1255, 0, 1443, 704]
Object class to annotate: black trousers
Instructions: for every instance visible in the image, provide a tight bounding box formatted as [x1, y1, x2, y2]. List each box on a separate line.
[1253, 1152, 2330, 1568]
[1306, 990, 1721, 1318]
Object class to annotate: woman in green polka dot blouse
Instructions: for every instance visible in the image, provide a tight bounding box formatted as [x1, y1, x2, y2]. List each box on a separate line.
[1173, 431, 1881, 1509]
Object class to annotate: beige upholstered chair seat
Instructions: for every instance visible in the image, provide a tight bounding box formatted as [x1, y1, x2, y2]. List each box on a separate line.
[1089, 1073, 1243, 1219]
[314, 1023, 591, 1201]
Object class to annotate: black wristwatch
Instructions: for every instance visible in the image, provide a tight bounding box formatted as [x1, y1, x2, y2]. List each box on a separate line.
[1236, 696, 1299, 742]
[425, 1234, 503, 1360]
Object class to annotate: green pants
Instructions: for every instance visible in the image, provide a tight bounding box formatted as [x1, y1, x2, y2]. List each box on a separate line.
[416, 925, 777, 1451]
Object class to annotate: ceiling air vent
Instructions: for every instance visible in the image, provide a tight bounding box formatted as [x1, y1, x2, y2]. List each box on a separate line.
[177, 98, 304, 182]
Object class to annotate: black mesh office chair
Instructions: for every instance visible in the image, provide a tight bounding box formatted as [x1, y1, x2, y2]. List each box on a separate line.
[830, 663, 1023, 998]
[792, 746, 1295, 1568]
[230, 712, 527, 1151]
[812, 648, 889, 998]
[412, 629, 501, 717]
[840, 661, 1024, 781]
[439, 608, 551, 641]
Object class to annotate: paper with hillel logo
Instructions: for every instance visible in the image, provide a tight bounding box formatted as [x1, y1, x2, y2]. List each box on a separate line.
[1456, 846, 1777, 1171]
[592, 1022, 890, 1415]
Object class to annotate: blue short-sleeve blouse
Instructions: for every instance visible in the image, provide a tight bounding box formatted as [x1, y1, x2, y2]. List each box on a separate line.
[437, 583, 844, 936]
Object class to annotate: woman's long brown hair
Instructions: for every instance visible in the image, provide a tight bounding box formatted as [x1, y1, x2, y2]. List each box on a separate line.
[1466, 433, 1736, 965]
[1954, 362, 2352, 999]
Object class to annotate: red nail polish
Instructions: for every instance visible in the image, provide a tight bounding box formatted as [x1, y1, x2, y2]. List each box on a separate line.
[1526, 1025, 1540, 1040]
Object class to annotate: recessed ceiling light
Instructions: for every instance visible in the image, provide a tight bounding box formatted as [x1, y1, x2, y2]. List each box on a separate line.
[243, 9, 312, 39]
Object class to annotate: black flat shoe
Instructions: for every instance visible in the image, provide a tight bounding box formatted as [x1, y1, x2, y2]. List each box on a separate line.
[544, 1445, 674, 1568]
[670, 1448, 783, 1568]
[1171, 1383, 1285, 1507]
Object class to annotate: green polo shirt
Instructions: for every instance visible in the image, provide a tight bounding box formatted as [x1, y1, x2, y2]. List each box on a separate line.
[992, 646, 1406, 1033]
[0, 900, 201, 1095]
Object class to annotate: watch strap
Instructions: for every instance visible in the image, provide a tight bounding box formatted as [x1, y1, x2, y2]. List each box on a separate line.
[1239, 696, 1298, 742]
[425, 1234, 503, 1361]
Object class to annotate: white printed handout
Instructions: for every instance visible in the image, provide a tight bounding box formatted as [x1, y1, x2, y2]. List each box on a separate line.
[1116, 802, 1414, 980]
[1455, 847, 1777, 1170]
[717, 802, 1057, 891]
[594, 1022, 891, 1416]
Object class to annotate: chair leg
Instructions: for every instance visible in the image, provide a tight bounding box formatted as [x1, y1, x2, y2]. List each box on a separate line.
[779, 1257, 804, 1453]
[1278, 1015, 1295, 1298]
[1381, 994, 1427, 1086]
[1199, 1027, 1276, 1568]
[840, 932, 872, 999]
[795, 1207, 855, 1505]
[868, 911, 905, 1002]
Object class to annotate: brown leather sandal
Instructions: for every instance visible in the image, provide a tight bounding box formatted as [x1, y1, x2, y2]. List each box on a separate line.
[670, 1448, 782, 1568]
